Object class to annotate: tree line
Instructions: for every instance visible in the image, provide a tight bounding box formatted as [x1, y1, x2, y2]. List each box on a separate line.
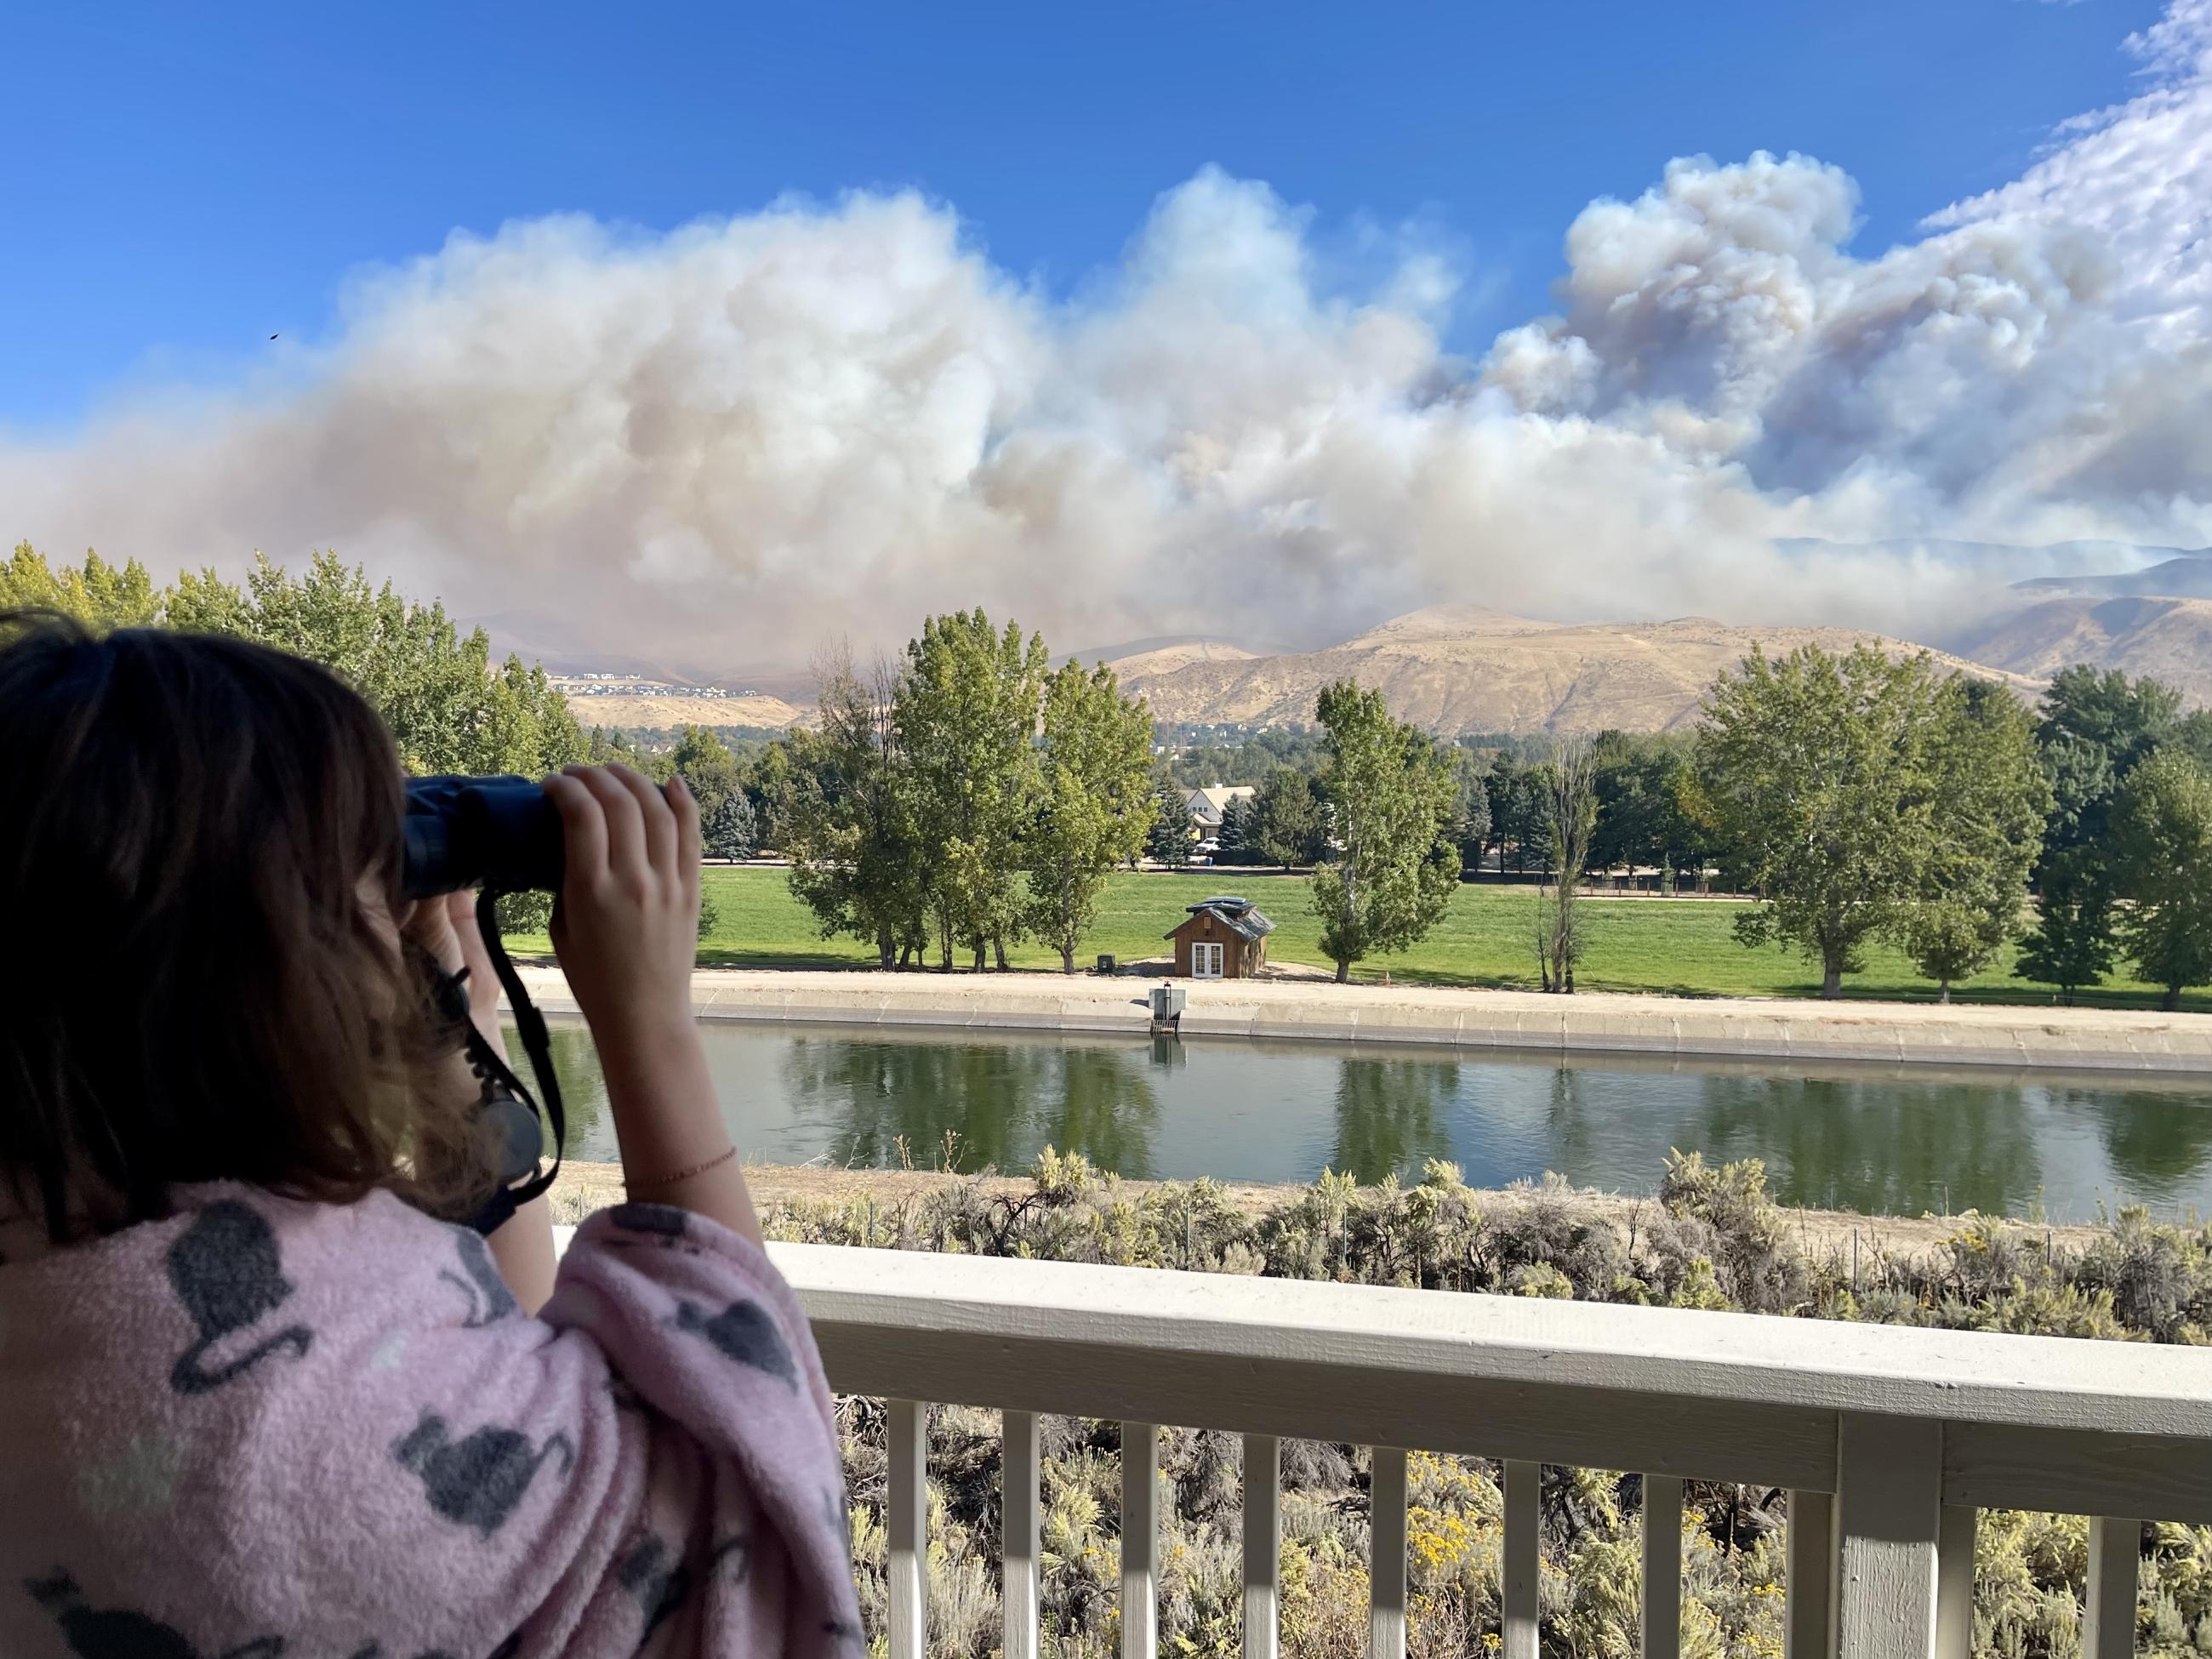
[771, 613, 1156, 973]
[1696, 645, 2212, 1006]
[1168, 643, 2212, 1006]
[18, 542, 2212, 1003]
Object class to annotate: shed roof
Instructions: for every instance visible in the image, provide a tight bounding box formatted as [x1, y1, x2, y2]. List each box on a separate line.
[1165, 895, 1276, 942]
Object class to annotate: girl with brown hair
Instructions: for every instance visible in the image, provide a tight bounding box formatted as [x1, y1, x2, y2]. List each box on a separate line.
[0, 618, 858, 1659]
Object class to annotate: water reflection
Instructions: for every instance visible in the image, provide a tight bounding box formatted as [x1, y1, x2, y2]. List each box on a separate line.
[2080, 1087, 2212, 1189]
[517, 1016, 2212, 1222]
[784, 1035, 1163, 1177]
[535, 1019, 608, 1151]
[1685, 1075, 2048, 1215]
[1331, 1058, 1457, 1182]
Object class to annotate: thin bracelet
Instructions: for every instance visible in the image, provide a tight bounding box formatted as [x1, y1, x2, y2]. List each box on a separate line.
[625, 1145, 738, 1193]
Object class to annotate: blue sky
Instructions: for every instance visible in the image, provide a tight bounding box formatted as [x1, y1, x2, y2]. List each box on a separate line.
[0, 0, 2169, 431]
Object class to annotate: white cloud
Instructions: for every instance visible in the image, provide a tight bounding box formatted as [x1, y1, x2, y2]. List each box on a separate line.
[6, 4, 2212, 671]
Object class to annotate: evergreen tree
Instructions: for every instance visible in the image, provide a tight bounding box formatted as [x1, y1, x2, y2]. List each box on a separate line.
[1249, 765, 1329, 867]
[1213, 795, 1263, 865]
[1026, 662, 1157, 972]
[1146, 779, 1194, 867]
[1484, 753, 1547, 875]
[1589, 732, 1698, 881]
[670, 725, 758, 860]
[1448, 750, 1492, 876]
[2014, 860, 2117, 1005]
[1307, 681, 1460, 983]
[2015, 664, 2181, 1001]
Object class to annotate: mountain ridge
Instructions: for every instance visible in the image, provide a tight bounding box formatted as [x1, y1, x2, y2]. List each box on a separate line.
[1109, 605, 2044, 735]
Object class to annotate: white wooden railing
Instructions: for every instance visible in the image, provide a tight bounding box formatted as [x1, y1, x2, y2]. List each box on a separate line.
[769, 1241, 2212, 1659]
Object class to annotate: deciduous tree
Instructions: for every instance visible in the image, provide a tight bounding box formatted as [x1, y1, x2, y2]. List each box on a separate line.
[1695, 644, 1944, 999]
[1027, 662, 1157, 972]
[1307, 681, 1460, 983]
[782, 651, 925, 970]
[2112, 750, 2212, 1010]
[1906, 680, 2050, 1001]
[10, 545, 590, 932]
[1, 544, 160, 625]
[1534, 735, 1599, 993]
[897, 610, 1048, 970]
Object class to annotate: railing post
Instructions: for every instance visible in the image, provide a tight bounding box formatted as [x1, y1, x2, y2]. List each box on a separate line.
[2084, 1517, 2141, 1659]
[1640, 1474, 1682, 1659]
[1502, 1459, 1540, 1659]
[1785, 1491, 1836, 1659]
[1934, 1507, 1975, 1659]
[889, 1399, 927, 1659]
[1245, 1434, 1280, 1659]
[1122, 1422, 1160, 1659]
[1004, 1411, 1040, 1659]
[1835, 1415, 1942, 1658]
[1370, 1448, 1408, 1659]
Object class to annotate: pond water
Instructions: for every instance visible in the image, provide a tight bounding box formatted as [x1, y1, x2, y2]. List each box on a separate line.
[515, 1017, 2212, 1222]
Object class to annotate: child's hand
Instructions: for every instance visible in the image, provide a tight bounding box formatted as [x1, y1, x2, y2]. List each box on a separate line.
[398, 888, 500, 1028]
[539, 765, 701, 1053]
[539, 765, 750, 1240]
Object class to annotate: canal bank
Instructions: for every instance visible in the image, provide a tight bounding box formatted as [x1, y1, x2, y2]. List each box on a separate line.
[511, 966, 2212, 1075]
[544, 1160, 2111, 1261]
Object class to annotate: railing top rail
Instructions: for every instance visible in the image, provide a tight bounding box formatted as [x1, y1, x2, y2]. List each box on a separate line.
[771, 1242, 2212, 1440]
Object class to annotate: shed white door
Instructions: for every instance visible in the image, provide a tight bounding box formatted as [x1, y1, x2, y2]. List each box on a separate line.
[1193, 942, 1225, 978]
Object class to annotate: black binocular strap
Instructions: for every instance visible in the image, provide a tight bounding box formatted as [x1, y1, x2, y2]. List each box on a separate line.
[465, 888, 567, 1235]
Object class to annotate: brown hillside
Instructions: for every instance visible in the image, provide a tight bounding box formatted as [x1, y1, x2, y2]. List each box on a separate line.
[561, 691, 807, 731]
[1097, 640, 1260, 677]
[1119, 606, 2040, 734]
[1951, 595, 2212, 708]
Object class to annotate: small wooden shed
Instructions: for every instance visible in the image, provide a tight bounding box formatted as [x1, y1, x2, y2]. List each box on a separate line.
[1166, 895, 1274, 979]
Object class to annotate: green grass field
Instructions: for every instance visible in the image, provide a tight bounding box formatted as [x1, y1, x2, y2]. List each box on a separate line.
[505, 864, 2212, 1012]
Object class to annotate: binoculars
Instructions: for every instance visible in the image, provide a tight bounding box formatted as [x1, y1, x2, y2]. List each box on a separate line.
[401, 775, 563, 899]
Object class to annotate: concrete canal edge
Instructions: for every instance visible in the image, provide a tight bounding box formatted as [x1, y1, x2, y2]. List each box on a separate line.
[510, 966, 2212, 1076]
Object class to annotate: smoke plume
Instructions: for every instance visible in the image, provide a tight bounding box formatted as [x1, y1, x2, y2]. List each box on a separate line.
[6, 1, 2211, 671]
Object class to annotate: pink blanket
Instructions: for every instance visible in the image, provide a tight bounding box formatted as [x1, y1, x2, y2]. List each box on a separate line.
[0, 1187, 862, 1658]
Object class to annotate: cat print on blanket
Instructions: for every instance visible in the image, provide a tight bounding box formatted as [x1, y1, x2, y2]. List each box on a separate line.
[616, 1536, 690, 1644]
[391, 1412, 575, 1537]
[165, 1203, 312, 1396]
[437, 1229, 516, 1328]
[26, 1570, 283, 1659]
[671, 1299, 796, 1388]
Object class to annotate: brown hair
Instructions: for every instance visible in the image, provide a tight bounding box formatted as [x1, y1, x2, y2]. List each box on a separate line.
[0, 615, 494, 1242]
